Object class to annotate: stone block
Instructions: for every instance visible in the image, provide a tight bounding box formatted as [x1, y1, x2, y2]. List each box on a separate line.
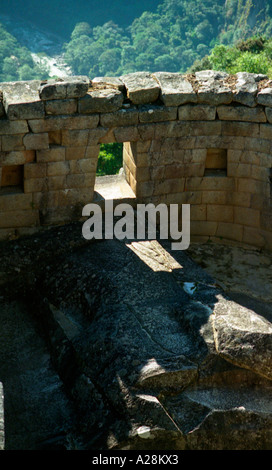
[91, 76, 125, 91]
[28, 114, 99, 133]
[0, 192, 33, 211]
[234, 206, 260, 227]
[136, 140, 152, 153]
[243, 226, 265, 247]
[69, 158, 98, 174]
[241, 150, 261, 165]
[1, 80, 45, 120]
[62, 129, 89, 147]
[24, 162, 47, 179]
[47, 176, 67, 191]
[88, 127, 113, 145]
[227, 191, 251, 208]
[251, 165, 269, 182]
[178, 104, 216, 121]
[153, 178, 185, 195]
[47, 161, 70, 177]
[257, 88, 272, 107]
[65, 146, 86, 161]
[195, 70, 233, 105]
[188, 120, 222, 136]
[195, 135, 245, 150]
[190, 204, 207, 221]
[264, 106, 272, 125]
[190, 220, 218, 236]
[23, 133, 49, 150]
[100, 108, 139, 127]
[83, 145, 100, 159]
[250, 193, 270, 211]
[244, 137, 271, 153]
[0, 209, 39, 228]
[78, 89, 124, 113]
[233, 72, 258, 107]
[222, 121, 259, 137]
[45, 99, 77, 115]
[120, 72, 160, 105]
[66, 173, 96, 189]
[2, 134, 25, 151]
[227, 149, 243, 163]
[137, 123, 156, 141]
[260, 210, 272, 231]
[227, 162, 251, 178]
[33, 190, 59, 210]
[59, 188, 93, 207]
[24, 177, 47, 193]
[36, 146, 66, 163]
[259, 153, 272, 167]
[217, 105, 266, 122]
[260, 123, 272, 139]
[216, 222, 244, 242]
[135, 180, 154, 198]
[238, 178, 269, 195]
[138, 105, 177, 123]
[114, 126, 140, 142]
[207, 204, 233, 222]
[39, 205, 83, 226]
[0, 150, 35, 166]
[39, 76, 90, 100]
[164, 164, 184, 179]
[48, 130, 62, 145]
[202, 191, 228, 205]
[152, 72, 197, 106]
[186, 176, 235, 192]
[262, 230, 272, 250]
[0, 120, 28, 135]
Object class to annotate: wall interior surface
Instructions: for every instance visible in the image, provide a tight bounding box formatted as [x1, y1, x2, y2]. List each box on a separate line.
[0, 70, 271, 250]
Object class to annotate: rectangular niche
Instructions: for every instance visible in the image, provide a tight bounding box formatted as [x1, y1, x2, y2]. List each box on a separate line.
[204, 148, 227, 177]
[1, 165, 24, 192]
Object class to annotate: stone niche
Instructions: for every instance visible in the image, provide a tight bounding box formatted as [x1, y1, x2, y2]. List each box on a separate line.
[0, 71, 271, 250]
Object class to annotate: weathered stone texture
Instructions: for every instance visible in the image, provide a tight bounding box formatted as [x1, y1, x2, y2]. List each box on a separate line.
[78, 88, 124, 113]
[153, 72, 197, 106]
[39, 76, 90, 100]
[121, 72, 160, 104]
[1, 80, 45, 120]
[0, 71, 271, 251]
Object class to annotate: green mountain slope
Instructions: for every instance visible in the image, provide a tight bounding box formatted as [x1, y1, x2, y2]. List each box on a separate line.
[2, 0, 272, 82]
[221, 0, 272, 43]
[1, 0, 161, 37]
[63, 0, 272, 77]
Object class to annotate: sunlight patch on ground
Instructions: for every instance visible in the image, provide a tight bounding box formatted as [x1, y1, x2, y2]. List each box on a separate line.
[126, 240, 183, 272]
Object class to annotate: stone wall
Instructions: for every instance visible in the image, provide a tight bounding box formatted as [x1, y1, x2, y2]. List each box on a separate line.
[0, 70, 271, 250]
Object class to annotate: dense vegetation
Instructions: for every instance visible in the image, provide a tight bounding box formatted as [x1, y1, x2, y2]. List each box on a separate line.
[0, 23, 50, 82]
[96, 144, 123, 176]
[190, 36, 272, 76]
[63, 0, 272, 77]
[2, 0, 272, 81]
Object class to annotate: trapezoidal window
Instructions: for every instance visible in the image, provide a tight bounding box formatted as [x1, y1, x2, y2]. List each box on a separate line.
[94, 142, 136, 202]
[0, 165, 24, 193]
[204, 148, 227, 177]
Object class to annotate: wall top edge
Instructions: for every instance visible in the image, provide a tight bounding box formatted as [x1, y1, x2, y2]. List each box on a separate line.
[1, 70, 272, 121]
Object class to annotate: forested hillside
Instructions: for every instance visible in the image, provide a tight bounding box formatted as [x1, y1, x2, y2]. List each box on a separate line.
[62, 0, 272, 77]
[1, 0, 161, 37]
[2, 0, 272, 81]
